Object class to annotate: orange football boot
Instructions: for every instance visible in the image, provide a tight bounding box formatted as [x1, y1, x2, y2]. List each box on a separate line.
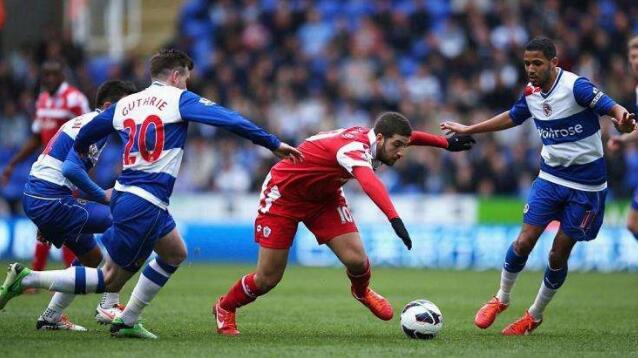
[502, 311, 542, 336]
[474, 296, 509, 329]
[213, 296, 240, 336]
[352, 287, 394, 321]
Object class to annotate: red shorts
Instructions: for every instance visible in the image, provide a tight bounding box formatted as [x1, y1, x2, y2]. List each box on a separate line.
[254, 195, 358, 249]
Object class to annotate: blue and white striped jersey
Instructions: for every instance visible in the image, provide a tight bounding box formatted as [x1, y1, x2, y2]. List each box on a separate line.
[509, 68, 616, 191]
[26, 110, 106, 197]
[75, 81, 281, 210]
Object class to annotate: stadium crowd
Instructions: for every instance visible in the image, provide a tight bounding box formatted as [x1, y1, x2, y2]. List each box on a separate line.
[2, 0, 638, 214]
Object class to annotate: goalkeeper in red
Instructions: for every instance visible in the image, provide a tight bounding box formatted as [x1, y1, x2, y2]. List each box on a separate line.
[213, 112, 475, 335]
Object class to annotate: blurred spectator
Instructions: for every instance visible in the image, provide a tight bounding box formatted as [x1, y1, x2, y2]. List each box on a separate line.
[2, 0, 638, 215]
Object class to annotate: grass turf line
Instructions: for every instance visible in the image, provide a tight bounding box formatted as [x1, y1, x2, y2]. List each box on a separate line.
[0, 263, 636, 357]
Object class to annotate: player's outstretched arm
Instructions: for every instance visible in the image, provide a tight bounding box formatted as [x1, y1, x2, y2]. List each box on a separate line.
[179, 91, 282, 151]
[607, 104, 636, 134]
[75, 106, 116, 154]
[62, 148, 107, 204]
[352, 166, 412, 250]
[409, 131, 476, 151]
[440, 111, 516, 136]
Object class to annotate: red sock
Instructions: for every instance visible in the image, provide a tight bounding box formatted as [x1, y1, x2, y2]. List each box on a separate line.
[220, 273, 262, 312]
[32, 241, 51, 271]
[347, 259, 371, 298]
[62, 246, 76, 267]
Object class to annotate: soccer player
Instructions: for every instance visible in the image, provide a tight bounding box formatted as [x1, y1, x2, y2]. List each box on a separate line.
[213, 112, 476, 336]
[22, 80, 136, 331]
[0, 49, 302, 339]
[607, 36, 638, 242]
[1, 59, 90, 273]
[440, 37, 636, 335]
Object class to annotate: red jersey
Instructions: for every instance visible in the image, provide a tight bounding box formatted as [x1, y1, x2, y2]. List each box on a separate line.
[265, 126, 376, 203]
[32, 82, 90, 144]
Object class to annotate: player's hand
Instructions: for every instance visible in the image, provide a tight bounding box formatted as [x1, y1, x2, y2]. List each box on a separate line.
[440, 121, 471, 136]
[1, 164, 15, 186]
[611, 112, 637, 133]
[607, 136, 622, 152]
[390, 217, 412, 250]
[273, 142, 304, 164]
[446, 135, 476, 152]
[103, 188, 113, 204]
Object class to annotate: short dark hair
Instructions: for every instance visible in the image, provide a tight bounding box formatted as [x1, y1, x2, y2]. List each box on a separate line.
[149, 49, 194, 78]
[525, 37, 557, 60]
[95, 80, 137, 107]
[373, 112, 412, 138]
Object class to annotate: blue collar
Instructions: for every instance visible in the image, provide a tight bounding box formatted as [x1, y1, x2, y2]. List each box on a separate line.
[540, 68, 563, 99]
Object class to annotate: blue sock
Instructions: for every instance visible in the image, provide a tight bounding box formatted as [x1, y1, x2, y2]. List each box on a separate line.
[543, 263, 568, 289]
[503, 242, 528, 273]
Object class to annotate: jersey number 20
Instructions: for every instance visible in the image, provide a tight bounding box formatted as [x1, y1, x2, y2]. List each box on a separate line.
[123, 115, 165, 165]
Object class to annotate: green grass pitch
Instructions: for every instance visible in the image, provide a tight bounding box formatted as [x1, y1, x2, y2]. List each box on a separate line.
[0, 263, 636, 357]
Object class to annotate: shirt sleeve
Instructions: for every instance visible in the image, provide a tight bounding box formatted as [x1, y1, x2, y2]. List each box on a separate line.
[74, 104, 116, 154]
[508, 94, 532, 125]
[62, 148, 106, 203]
[573, 77, 616, 116]
[352, 166, 399, 220]
[409, 131, 448, 148]
[336, 142, 373, 174]
[178, 91, 281, 151]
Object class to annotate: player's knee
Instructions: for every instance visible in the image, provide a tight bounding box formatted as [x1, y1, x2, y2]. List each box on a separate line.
[343, 253, 367, 273]
[255, 272, 283, 292]
[627, 221, 638, 236]
[513, 237, 534, 256]
[161, 246, 188, 266]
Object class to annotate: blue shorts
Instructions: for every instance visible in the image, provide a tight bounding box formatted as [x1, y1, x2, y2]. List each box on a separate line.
[631, 187, 638, 210]
[523, 178, 607, 241]
[22, 193, 112, 256]
[101, 191, 176, 272]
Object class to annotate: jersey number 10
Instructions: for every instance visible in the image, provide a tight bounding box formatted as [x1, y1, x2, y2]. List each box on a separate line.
[123, 115, 165, 165]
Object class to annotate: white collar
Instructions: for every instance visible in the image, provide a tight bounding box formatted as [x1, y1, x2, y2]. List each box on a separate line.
[367, 128, 378, 159]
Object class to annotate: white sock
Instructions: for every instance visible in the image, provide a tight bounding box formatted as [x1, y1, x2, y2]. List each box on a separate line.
[119, 258, 176, 326]
[100, 292, 121, 308]
[495, 269, 519, 304]
[22, 267, 104, 293]
[528, 281, 557, 321]
[41, 293, 75, 322]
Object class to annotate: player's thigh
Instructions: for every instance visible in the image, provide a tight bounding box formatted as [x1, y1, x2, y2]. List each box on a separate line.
[523, 178, 565, 228]
[326, 232, 367, 269]
[154, 226, 187, 266]
[81, 201, 113, 234]
[304, 197, 358, 247]
[559, 188, 607, 242]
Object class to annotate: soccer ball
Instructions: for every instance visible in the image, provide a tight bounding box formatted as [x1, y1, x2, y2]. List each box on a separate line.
[400, 299, 443, 339]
